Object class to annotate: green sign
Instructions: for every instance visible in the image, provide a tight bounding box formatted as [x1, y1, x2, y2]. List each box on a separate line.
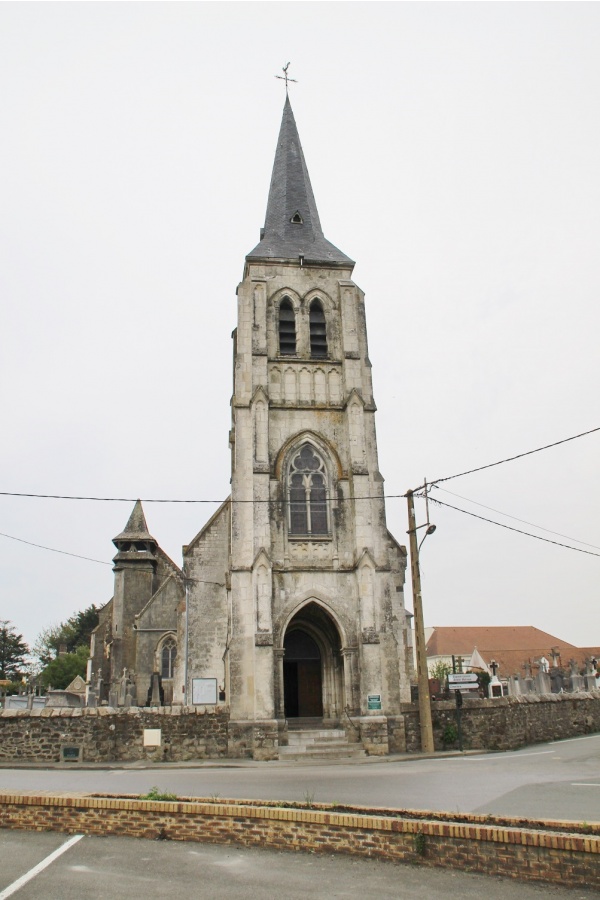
[367, 694, 382, 710]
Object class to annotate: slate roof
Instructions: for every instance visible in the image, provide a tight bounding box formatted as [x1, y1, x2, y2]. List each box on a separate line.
[425, 625, 593, 677]
[247, 97, 354, 267]
[113, 499, 156, 544]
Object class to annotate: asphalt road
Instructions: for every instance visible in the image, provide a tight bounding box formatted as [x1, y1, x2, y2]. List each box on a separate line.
[1, 734, 599, 822]
[0, 830, 598, 900]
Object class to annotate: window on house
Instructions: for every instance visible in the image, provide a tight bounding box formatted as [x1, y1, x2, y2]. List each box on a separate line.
[279, 298, 296, 355]
[309, 300, 327, 358]
[161, 637, 177, 679]
[288, 444, 330, 536]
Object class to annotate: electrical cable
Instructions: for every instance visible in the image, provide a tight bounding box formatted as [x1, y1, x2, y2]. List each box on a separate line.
[433, 485, 600, 551]
[2, 426, 597, 505]
[421, 496, 600, 558]
[428, 426, 600, 487]
[0, 530, 112, 565]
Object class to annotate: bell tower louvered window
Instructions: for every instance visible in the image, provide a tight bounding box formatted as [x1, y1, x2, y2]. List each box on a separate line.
[279, 298, 296, 355]
[309, 300, 327, 358]
[288, 444, 329, 536]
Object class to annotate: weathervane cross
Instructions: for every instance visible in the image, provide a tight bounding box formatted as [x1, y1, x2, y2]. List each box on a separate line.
[275, 62, 298, 95]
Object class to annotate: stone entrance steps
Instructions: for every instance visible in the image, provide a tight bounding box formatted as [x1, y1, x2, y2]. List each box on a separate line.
[280, 720, 365, 760]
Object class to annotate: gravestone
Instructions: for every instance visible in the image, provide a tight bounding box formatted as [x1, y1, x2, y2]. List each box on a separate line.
[568, 658, 584, 692]
[535, 669, 551, 694]
[584, 658, 597, 691]
[522, 661, 535, 694]
[147, 672, 164, 708]
[508, 674, 522, 696]
[550, 668, 564, 693]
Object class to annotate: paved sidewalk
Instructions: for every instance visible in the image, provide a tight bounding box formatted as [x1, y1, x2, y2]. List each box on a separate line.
[0, 748, 482, 770]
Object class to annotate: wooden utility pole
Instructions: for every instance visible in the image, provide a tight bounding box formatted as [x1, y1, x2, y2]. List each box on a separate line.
[407, 490, 435, 753]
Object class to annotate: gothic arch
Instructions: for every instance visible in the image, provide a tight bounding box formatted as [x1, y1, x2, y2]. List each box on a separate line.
[302, 287, 335, 311]
[155, 632, 177, 680]
[277, 598, 348, 720]
[267, 288, 301, 359]
[277, 594, 349, 650]
[274, 430, 343, 481]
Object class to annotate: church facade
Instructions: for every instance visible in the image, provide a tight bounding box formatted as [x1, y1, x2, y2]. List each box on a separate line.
[91, 97, 414, 757]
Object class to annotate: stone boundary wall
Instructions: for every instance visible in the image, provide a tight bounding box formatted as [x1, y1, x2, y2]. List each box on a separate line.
[0, 692, 599, 762]
[402, 691, 600, 752]
[0, 792, 598, 889]
[0, 707, 229, 763]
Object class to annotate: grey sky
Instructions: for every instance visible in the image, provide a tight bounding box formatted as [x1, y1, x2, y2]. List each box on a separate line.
[1, 2, 598, 654]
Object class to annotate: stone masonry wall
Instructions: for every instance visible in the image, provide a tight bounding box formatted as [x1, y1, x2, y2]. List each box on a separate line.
[1, 693, 598, 762]
[402, 691, 600, 752]
[0, 707, 228, 763]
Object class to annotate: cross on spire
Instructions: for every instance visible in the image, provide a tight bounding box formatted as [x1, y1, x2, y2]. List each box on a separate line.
[275, 62, 297, 95]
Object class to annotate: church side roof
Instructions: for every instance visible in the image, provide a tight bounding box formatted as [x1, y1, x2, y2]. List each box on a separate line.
[246, 97, 354, 267]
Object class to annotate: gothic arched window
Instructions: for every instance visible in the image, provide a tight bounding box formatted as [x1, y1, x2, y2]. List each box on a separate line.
[309, 300, 327, 358]
[160, 636, 177, 679]
[288, 444, 329, 536]
[279, 298, 296, 356]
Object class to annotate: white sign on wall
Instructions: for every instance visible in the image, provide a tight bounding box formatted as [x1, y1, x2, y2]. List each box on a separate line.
[192, 678, 218, 705]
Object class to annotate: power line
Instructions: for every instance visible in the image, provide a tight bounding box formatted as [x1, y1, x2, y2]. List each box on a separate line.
[422, 496, 600, 558]
[433, 485, 600, 551]
[0, 530, 112, 566]
[1, 426, 598, 505]
[0, 491, 402, 504]
[428, 426, 600, 487]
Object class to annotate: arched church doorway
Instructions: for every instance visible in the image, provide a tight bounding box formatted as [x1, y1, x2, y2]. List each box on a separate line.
[284, 630, 323, 718]
[282, 603, 344, 720]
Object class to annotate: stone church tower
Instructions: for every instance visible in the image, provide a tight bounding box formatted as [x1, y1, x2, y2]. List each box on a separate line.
[180, 97, 413, 757]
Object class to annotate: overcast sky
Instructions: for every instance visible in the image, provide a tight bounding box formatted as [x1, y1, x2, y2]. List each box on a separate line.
[1, 2, 598, 657]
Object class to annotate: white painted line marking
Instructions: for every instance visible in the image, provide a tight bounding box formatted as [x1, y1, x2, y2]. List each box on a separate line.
[571, 783, 600, 787]
[439, 750, 554, 761]
[0, 834, 84, 899]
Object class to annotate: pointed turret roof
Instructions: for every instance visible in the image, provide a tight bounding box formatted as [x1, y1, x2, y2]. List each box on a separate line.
[113, 499, 156, 545]
[247, 97, 354, 267]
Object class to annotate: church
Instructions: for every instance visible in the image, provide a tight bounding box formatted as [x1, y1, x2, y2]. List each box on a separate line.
[90, 95, 414, 757]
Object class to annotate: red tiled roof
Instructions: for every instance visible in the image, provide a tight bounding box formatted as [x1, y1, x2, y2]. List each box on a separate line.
[425, 626, 591, 678]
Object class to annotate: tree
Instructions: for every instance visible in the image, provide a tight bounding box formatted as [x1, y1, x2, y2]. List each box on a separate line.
[33, 604, 100, 667]
[429, 660, 452, 682]
[0, 621, 29, 680]
[39, 644, 89, 691]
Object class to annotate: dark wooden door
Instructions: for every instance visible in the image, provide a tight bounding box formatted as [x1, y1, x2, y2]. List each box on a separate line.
[297, 660, 323, 717]
[284, 659, 323, 717]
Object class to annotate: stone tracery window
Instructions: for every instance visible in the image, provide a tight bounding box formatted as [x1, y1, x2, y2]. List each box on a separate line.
[288, 444, 329, 536]
[160, 636, 177, 679]
[279, 297, 296, 355]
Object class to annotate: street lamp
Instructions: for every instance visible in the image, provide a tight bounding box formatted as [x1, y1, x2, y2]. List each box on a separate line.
[407, 489, 436, 754]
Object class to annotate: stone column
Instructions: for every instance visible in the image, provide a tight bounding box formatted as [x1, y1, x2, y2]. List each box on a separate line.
[342, 647, 358, 714]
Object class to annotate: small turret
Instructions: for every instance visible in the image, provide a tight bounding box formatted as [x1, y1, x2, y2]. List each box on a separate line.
[112, 499, 157, 565]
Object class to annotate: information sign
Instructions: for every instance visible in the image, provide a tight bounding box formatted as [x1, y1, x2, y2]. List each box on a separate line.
[448, 673, 479, 684]
[367, 694, 382, 710]
[192, 677, 218, 705]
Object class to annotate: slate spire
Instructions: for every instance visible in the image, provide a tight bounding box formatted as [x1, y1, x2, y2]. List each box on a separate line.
[247, 97, 354, 267]
[113, 499, 156, 546]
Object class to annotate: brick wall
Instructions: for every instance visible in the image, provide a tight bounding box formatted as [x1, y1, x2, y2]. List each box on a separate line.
[0, 792, 597, 889]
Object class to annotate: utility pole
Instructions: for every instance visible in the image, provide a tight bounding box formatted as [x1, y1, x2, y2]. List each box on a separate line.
[407, 489, 435, 754]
